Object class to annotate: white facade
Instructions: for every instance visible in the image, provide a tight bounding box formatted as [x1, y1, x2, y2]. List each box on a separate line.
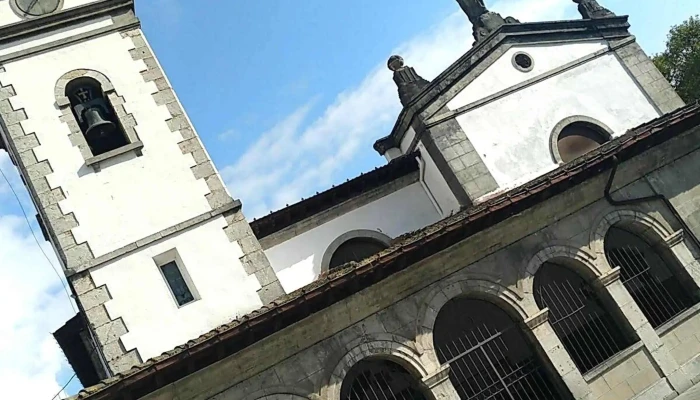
[4, 32, 213, 257]
[90, 216, 262, 361]
[446, 41, 660, 192]
[0, 2, 272, 373]
[265, 182, 441, 293]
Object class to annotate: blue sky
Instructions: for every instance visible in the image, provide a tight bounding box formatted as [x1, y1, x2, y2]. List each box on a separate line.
[1, 0, 699, 398]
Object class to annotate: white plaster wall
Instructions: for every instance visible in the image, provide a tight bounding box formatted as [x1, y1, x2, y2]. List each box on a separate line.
[0, 0, 100, 27]
[399, 127, 416, 154]
[448, 41, 608, 110]
[417, 142, 460, 216]
[266, 182, 441, 293]
[2, 31, 214, 257]
[90, 216, 263, 361]
[449, 49, 659, 190]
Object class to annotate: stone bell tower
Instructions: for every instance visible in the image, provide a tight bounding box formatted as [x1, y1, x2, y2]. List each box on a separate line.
[0, 0, 283, 378]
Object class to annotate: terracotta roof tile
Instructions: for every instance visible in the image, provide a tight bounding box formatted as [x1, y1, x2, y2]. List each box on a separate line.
[76, 102, 700, 399]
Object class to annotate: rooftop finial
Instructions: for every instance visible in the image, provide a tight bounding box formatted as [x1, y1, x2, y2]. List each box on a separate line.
[387, 55, 430, 107]
[456, 0, 520, 44]
[572, 0, 615, 19]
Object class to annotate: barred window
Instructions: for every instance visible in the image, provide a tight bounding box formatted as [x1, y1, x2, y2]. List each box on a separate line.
[534, 262, 634, 374]
[340, 358, 428, 400]
[605, 226, 696, 328]
[433, 298, 565, 400]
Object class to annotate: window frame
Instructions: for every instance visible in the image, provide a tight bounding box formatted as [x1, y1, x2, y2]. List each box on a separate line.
[55, 69, 142, 172]
[153, 248, 200, 308]
[549, 116, 614, 164]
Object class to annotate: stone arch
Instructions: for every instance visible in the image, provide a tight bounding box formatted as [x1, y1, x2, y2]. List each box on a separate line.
[522, 243, 601, 296]
[321, 335, 429, 400]
[321, 229, 392, 272]
[549, 115, 614, 164]
[415, 278, 531, 370]
[55, 69, 116, 106]
[590, 209, 676, 257]
[242, 386, 311, 400]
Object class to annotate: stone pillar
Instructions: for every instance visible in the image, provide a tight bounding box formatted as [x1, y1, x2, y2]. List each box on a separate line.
[422, 364, 460, 400]
[665, 230, 700, 287]
[600, 268, 692, 393]
[525, 309, 594, 400]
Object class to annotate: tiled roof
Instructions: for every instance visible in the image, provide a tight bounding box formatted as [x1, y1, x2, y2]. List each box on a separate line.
[74, 102, 700, 400]
[250, 153, 420, 239]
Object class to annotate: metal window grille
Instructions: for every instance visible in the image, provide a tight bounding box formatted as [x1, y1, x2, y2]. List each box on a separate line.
[534, 263, 632, 374]
[434, 299, 562, 400]
[341, 359, 427, 400]
[607, 246, 692, 328]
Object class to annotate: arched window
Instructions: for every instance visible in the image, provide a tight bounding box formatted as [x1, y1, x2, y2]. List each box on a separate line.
[534, 262, 634, 374]
[556, 121, 609, 163]
[66, 77, 129, 156]
[340, 358, 428, 400]
[434, 298, 565, 400]
[329, 237, 388, 270]
[605, 226, 696, 328]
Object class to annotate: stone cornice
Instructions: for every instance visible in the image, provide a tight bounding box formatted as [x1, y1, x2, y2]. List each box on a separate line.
[0, 0, 136, 48]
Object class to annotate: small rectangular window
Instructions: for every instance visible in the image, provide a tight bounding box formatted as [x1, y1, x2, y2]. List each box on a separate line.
[160, 261, 195, 306]
[154, 249, 198, 307]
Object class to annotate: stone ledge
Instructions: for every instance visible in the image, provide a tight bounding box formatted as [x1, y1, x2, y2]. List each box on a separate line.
[85, 140, 144, 172]
[582, 341, 644, 382]
[656, 302, 700, 337]
[67, 199, 242, 275]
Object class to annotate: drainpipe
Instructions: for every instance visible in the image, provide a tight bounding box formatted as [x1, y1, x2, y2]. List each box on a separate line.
[604, 156, 700, 251]
[416, 154, 443, 217]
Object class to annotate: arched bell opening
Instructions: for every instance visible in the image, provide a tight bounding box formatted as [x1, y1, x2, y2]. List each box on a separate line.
[605, 226, 698, 329]
[533, 261, 636, 374]
[433, 297, 567, 400]
[65, 77, 129, 156]
[340, 357, 430, 400]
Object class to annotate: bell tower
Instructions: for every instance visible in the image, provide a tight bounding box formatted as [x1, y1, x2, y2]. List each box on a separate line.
[0, 0, 283, 378]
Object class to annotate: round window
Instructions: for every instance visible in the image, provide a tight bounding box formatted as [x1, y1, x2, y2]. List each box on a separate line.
[11, 0, 63, 18]
[512, 52, 534, 72]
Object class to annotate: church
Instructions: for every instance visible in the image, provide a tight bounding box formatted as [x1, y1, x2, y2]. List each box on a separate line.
[2, 0, 700, 399]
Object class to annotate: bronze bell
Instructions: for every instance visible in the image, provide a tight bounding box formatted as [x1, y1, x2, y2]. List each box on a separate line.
[83, 106, 118, 139]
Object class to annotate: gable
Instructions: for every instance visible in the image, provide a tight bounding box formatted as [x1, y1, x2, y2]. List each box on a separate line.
[447, 40, 608, 111]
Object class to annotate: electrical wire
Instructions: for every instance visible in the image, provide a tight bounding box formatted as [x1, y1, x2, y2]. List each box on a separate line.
[0, 162, 76, 312]
[50, 373, 76, 400]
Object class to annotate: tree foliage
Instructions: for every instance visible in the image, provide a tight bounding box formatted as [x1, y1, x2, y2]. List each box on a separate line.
[653, 16, 700, 103]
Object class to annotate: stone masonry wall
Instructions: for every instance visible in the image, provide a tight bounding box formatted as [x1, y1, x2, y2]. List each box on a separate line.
[142, 124, 700, 400]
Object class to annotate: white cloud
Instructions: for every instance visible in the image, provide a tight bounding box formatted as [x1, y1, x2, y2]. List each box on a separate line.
[222, 0, 573, 219]
[0, 153, 76, 399]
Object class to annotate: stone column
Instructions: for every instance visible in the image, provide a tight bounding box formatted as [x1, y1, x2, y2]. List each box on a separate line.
[600, 267, 692, 393]
[421, 364, 460, 400]
[525, 309, 594, 400]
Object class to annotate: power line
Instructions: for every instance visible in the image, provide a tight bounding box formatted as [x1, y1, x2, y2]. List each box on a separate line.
[50, 373, 76, 400]
[0, 162, 76, 313]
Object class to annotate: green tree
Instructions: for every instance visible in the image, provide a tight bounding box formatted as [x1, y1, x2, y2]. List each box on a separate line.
[653, 16, 700, 103]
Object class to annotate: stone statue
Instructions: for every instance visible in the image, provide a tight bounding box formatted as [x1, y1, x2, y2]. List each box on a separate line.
[573, 0, 615, 19]
[455, 0, 520, 44]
